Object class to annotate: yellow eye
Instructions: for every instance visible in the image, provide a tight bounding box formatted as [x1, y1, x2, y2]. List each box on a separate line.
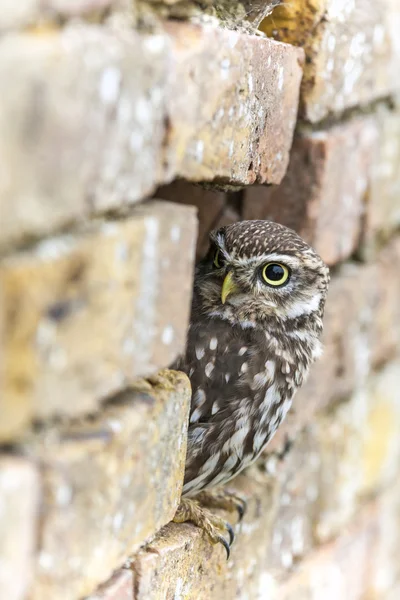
[262, 263, 290, 286]
[213, 249, 223, 269]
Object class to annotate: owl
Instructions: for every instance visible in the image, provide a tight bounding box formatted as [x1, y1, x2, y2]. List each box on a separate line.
[173, 220, 329, 556]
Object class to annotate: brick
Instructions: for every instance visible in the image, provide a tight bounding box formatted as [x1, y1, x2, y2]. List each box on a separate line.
[0, 201, 196, 440]
[88, 569, 133, 600]
[0, 23, 303, 248]
[243, 116, 378, 265]
[365, 101, 400, 254]
[0, 457, 40, 600]
[276, 503, 382, 600]
[0, 26, 169, 249]
[307, 361, 400, 544]
[368, 238, 400, 367]
[131, 472, 278, 600]
[156, 180, 226, 258]
[0, 0, 134, 31]
[277, 482, 400, 600]
[28, 370, 190, 600]
[261, 0, 400, 122]
[165, 22, 304, 187]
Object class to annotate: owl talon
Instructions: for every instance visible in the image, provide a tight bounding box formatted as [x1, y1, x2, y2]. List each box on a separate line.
[225, 522, 235, 545]
[217, 534, 231, 560]
[173, 498, 235, 558]
[195, 489, 247, 523]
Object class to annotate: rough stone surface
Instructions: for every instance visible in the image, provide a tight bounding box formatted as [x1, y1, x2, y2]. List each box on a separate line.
[365, 101, 400, 254]
[0, 457, 40, 600]
[165, 22, 303, 187]
[262, 0, 400, 122]
[138, 1, 279, 29]
[243, 116, 378, 265]
[87, 569, 133, 600]
[0, 0, 135, 30]
[0, 25, 169, 249]
[156, 180, 226, 258]
[132, 472, 278, 600]
[0, 23, 302, 249]
[0, 201, 196, 441]
[312, 361, 400, 544]
[27, 370, 190, 600]
[275, 495, 400, 600]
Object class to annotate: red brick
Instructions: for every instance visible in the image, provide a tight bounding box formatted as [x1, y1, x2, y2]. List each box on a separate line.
[164, 22, 303, 186]
[243, 116, 378, 266]
[88, 569, 133, 600]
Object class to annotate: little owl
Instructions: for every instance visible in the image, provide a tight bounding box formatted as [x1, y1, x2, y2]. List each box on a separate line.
[173, 220, 329, 556]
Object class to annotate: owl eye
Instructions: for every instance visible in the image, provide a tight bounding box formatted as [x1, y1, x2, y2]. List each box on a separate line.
[213, 249, 225, 269]
[261, 263, 290, 287]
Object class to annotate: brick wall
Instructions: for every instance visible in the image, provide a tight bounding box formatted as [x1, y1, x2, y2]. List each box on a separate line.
[0, 1, 399, 599]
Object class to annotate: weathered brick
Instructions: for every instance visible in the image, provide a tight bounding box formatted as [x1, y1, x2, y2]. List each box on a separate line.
[27, 370, 190, 600]
[140, 0, 278, 28]
[277, 481, 400, 599]
[365, 101, 400, 254]
[0, 0, 134, 31]
[166, 21, 303, 187]
[0, 23, 303, 248]
[276, 503, 381, 600]
[0, 457, 40, 600]
[88, 569, 133, 600]
[262, 0, 400, 122]
[0, 201, 196, 440]
[310, 361, 400, 544]
[0, 26, 169, 248]
[156, 180, 226, 258]
[368, 238, 400, 367]
[131, 472, 278, 600]
[243, 116, 378, 265]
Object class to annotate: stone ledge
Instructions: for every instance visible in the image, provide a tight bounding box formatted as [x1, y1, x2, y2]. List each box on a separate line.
[0, 22, 303, 250]
[0, 201, 196, 440]
[26, 370, 190, 600]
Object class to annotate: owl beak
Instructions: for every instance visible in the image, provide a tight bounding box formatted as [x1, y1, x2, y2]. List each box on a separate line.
[221, 271, 239, 304]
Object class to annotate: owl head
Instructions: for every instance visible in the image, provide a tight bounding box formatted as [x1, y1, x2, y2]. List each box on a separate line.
[194, 220, 330, 328]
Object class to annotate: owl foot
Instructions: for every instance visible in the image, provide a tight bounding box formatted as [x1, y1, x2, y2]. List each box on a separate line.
[195, 489, 247, 522]
[173, 498, 234, 559]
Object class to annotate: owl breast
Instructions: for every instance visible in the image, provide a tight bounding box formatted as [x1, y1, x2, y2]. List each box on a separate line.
[176, 316, 311, 497]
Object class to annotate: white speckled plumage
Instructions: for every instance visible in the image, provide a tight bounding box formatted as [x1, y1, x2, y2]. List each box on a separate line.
[172, 220, 330, 497]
